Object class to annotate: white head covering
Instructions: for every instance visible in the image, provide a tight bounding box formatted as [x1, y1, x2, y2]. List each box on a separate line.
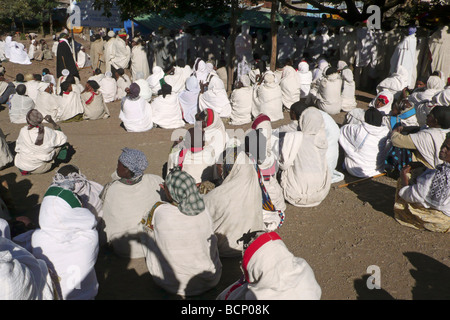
[298, 61, 310, 73]
[108, 31, 115, 38]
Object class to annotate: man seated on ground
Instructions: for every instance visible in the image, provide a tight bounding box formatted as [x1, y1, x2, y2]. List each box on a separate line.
[14, 110, 68, 175]
[25, 74, 48, 104]
[119, 83, 153, 132]
[7, 84, 35, 124]
[151, 83, 184, 129]
[98, 71, 117, 103]
[56, 81, 84, 123]
[81, 80, 110, 121]
[101, 148, 163, 259]
[0, 72, 16, 105]
[35, 82, 60, 122]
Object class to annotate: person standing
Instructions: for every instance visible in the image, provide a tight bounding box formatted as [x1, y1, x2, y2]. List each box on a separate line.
[56, 33, 79, 80]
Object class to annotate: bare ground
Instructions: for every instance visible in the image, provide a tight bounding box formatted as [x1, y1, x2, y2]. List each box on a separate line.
[1, 36, 449, 301]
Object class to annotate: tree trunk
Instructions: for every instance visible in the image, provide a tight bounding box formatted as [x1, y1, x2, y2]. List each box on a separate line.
[270, 0, 278, 71]
[22, 21, 25, 34]
[39, 21, 44, 36]
[49, 10, 53, 35]
[226, 0, 239, 95]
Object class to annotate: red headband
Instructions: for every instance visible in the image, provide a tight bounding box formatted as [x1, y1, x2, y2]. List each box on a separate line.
[242, 232, 282, 283]
[252, 114, 271, 130]
[377, 95, 389, 105]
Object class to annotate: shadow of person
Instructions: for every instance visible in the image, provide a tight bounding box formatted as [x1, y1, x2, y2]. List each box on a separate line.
[347, 177, 396, 218]
[404, 252, 450, 300]
[0, 172, 40, 219]
[354, 274, 395, 300]
[95, 233, 180, 300]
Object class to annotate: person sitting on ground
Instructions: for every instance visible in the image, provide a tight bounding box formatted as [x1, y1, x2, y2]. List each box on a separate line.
[88, 68, 105, 84]
[0, 236, 56, 300]
[119, 83, 153, 132]
[391, 105, 450, 169]
[311, 66, 343, 115]
[81, 80, 110, 121]
[35, 82, 60, 122]
[217, 231, 322, 300]
[114, 68, 131, 101]
[198, 68, 232, 118]
[25, 74, 48, 104]
[146, 66, 164, 97]
[337, 60, 357, 112]
[14, 110, 68, 175]
[279, 62, 301, 111]
[252, 71, 284, 122]
[55, 81, 84, 123]
[339, 108, 390, 178]
[139, 168, 222, 297]
[133, 71, 152, 102]
[7, 84, 35, 124]
[279, 107, 331, 207]
[0, 72, 16, 105]
[0, 128, 13, 170]
[101, 148, 163, 259]
[98, 71, 117, 103]
[151, 83, 184, 129]
[12, 73, 26, 88]
[394, 133, 450, 233]
[42, 68, 56, 87]
[345, 90, 394, 125]
[164, 64, 186, 95]
[31, 171, 99, 300]
[297, 60, 313, 99]
[229, 74, 253, 126]
[178, 75, 200, 125]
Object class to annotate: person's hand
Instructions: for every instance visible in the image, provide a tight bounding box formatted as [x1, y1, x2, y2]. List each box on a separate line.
[401, 165, 411, 175]
[400, 165, 411, 186]
[44, 115, 54, 123]
[393, 126, 404, 133]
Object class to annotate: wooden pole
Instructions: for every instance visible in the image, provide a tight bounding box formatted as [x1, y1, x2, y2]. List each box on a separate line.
[336, 173, 387, 189]
[270, 0, 278, 72]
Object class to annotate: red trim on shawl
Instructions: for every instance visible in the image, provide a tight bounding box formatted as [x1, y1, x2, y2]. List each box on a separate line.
[84, 91, 98, 105]
[242, 232, 281, 283]
[206, 109, 214, 127]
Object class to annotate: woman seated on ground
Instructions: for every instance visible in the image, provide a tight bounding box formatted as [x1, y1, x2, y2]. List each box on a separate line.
[133, 71, 152, 102]
[252, 71, 284, 123]
[31, 171, 99, 300]
[198, 69, 231, 119]
[311, 67, 343, 116]
[297, 61, 312, 99]
[390, 105, 450, 169]
[139, 168, 222, 297]
[279, 107, 331, 207]
[229, 75, 253, 126]
[339, 108, 390, 178]
[81, 80, 110, 121]
[98, 71, 117, 103]
[14, 110, 68, 175]
[410, 75, 446, 126]
[146, 66, 164, 97]
[151, 83, 184, 129]
[204, 146, 284, 258]
[119, 83, 153, 133]
[279, 63, 301, 111]
[217, 231, 322, 300]
[337, 60, 357, 112]
[178, 75, 200, 125]
[114, 68, 132, 101]
[101, 148, 163, 259]
[394, 134, 450, 233]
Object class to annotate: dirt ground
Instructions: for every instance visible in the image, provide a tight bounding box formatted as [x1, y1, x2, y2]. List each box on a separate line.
[1, 35, 449, 301]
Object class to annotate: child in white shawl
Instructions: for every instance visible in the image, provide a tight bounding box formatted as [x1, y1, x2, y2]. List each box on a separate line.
[312, 67, 343, 115]
[217, 231, 321, 300]
[178, 75, 200, 125]
[151, 83, 185, 129]
[139, 168, 222, 297]
[279, 107, 331, 207]
[229, 74, 253, 125]
[98, 71, 117, 103]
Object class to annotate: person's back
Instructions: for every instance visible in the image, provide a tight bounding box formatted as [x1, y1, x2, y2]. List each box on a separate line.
[230, 77, 253, 125]
[99, 72, 117, 103]
[119, 83, 153, 132]
[31, 183, 98, 300]
[8, 84, 35, 124]
[151, 83, 184, 129]
[316, 67, 342, 115]
[339, 108, 390, 178]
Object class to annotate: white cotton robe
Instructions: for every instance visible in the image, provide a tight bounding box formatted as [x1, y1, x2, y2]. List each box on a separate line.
[280, 66, 301, 110]
[151, 94, 185, 129]
[119, 97, 153, 132]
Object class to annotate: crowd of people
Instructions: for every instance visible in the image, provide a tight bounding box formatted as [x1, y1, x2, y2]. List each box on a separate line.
[0, 15, 449, 300]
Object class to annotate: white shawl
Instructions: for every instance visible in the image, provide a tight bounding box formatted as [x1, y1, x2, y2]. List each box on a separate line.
[119, 97, 153, 132]
[252, 72, 283, 122]
[280, 107, 331, 207]
[199, 73, 231, 118]
[134, 78, 153, 102]
[99, 75, 117, 103]
[146, 66, 164, 95]
[389, 33, 417, 89]
[377, 66, 409, 99]
[203, 152, 266, 257]
[14, 126, 67, 172]
[204, 109, 229, 161]
[139, 204, 222, 296]
[165, 66, 186, 94]
[339, 63, 357, 111]
[280, 66, 301, 109]
[115, 74, 132, 101]
[339, 121, 390, 178]
[151, 94, 185, 129]
[131, 44, 150, 81]
[229, 77, 253, 125]
[178, 75, 200, 125]
[0, 128, 13, 169]
[0, 237, 54, 300]
[56, 91, 84, 121]
[217, 233, 321, 300]
[8, 94, 35, 124]
[35, 91, 60, 121]
[315, 73, 343, 115]
[102, 174, 163, 259]
[410, 127, 450, 169]
[297, 61, 312, 98]
[31, 193, 98, 300]
[111, 37, 131, 69]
